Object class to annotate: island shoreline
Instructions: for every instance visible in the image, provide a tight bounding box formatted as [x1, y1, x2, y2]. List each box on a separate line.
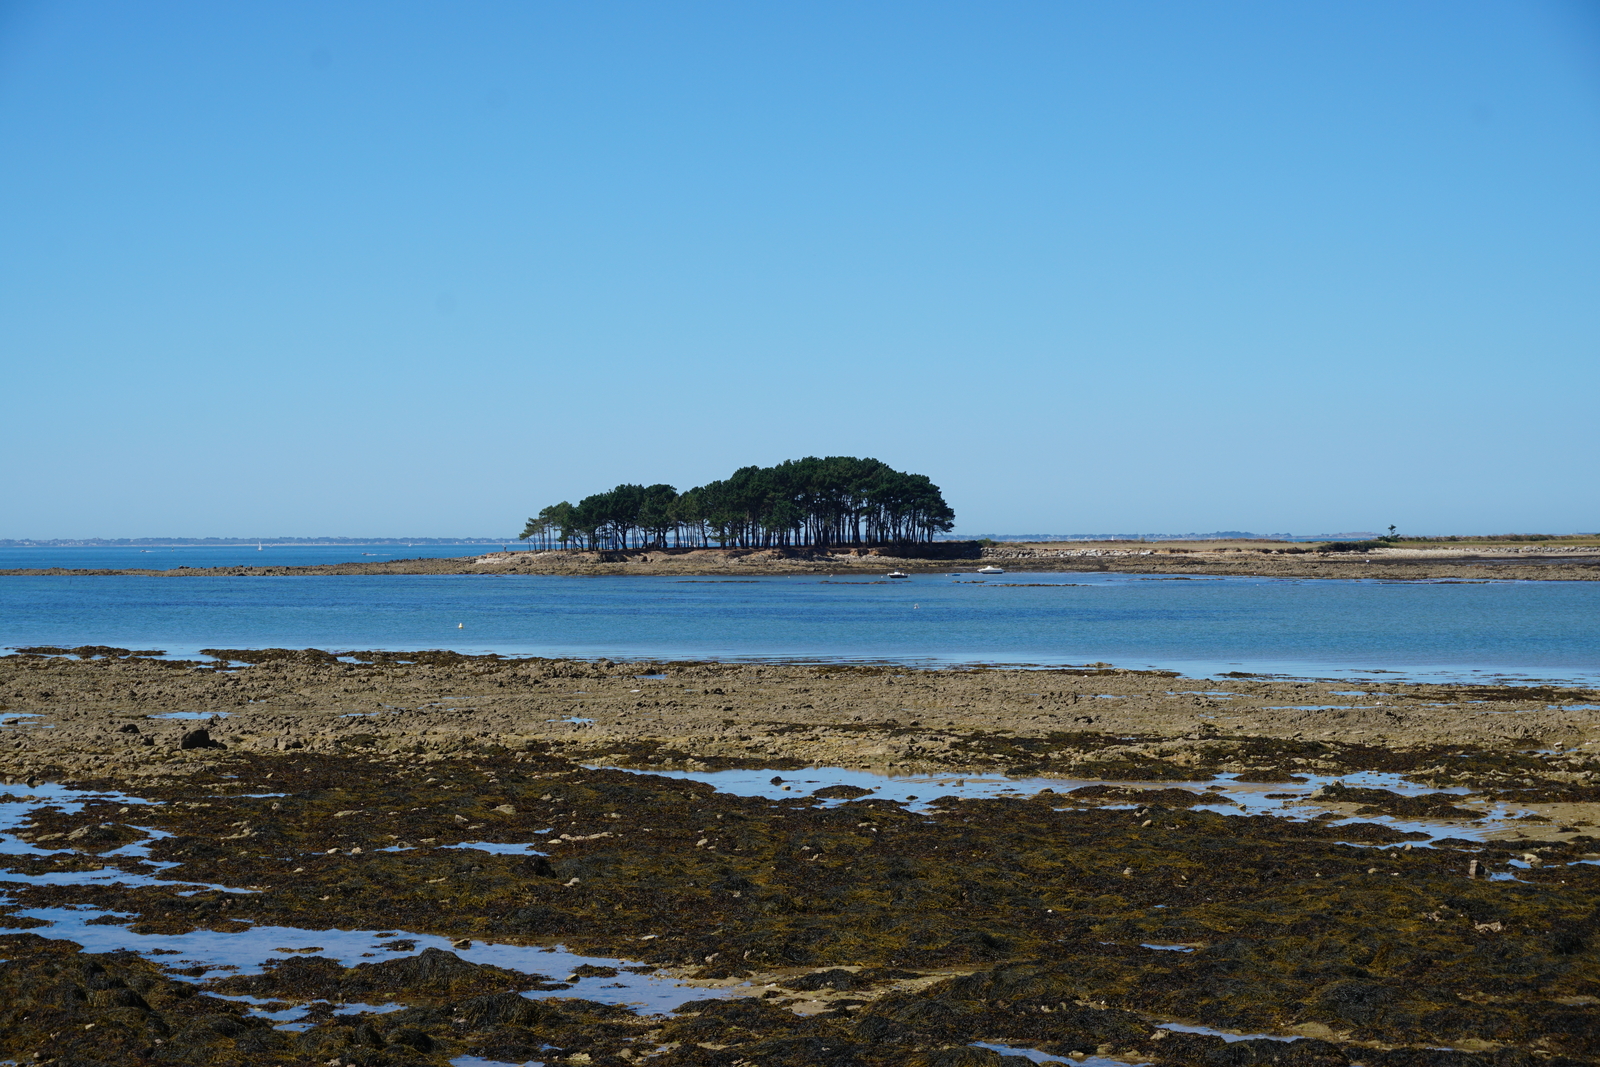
[3, 540, 1599, 581]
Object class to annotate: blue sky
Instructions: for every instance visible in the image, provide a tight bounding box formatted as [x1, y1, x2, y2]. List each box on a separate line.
[2, 1, 1596, 538]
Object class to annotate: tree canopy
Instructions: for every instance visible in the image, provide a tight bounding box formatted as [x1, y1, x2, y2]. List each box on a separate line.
[519, 457, 956, 551]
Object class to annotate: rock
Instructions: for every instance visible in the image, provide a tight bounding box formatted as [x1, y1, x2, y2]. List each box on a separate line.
[387, 1027, 435, 1052]
[914, 1048, 1006, 1067]
[781, 967, 870, 991]
[179, 728, 222, 750]
[493, 804, 516, 815]
[454, 990, 545, 1029]
[812, 784, 873, 800]
[65, 823, 121, 844]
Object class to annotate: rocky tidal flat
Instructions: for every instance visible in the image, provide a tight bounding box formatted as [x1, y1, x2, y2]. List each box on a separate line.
[0, 647, 1596, 1066]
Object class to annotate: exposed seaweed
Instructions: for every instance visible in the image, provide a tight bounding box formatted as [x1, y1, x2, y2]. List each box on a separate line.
[0, 652, 1595, 1065]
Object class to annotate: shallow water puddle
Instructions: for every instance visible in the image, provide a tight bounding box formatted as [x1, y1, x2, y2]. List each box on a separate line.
[973, 1040, 1136, 1065]
[1261, 704, 1382, 711]
[14, 901, 730, 1013]
[166, 989, 406, 1031]
[591, 764, 1204, 810]
[0, 787, 250, 892]
[1157, 1022, 1300, 1043]
[442, 840, 550, 856]
[0, 784, 733, 1017]
[594, 764, 1510, 839]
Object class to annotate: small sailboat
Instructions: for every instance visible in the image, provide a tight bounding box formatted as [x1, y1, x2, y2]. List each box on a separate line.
[978, 565, 1004, 575]
[887, 570, 910, 579]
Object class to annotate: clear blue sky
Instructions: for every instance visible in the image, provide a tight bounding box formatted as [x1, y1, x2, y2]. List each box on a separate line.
[2, 1, 1597, 538]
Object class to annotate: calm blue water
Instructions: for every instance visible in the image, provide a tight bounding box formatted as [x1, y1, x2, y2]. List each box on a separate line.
[0, 544, 514, 571]
[0, 572, 1596, 684]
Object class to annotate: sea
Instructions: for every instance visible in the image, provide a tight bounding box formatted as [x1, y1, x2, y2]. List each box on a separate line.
[0, 544, 1596, 686]
[0, 543, 511, 570]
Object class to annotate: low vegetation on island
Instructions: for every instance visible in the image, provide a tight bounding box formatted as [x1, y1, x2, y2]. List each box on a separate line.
[519, 456, 956, 551]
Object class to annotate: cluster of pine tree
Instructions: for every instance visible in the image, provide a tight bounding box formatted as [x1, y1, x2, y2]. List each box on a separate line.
[520, 457, 956, 551]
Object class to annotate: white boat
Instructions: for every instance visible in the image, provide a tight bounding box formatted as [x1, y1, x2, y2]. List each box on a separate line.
[978, 565, 1004, 575]
[887, 570, 910, 579]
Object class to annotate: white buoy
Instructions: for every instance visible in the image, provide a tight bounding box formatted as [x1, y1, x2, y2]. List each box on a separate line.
[458, 623, 464, 629]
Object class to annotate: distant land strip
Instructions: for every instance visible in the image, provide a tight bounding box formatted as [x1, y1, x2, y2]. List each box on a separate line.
[8, 532, 1596, 548]
[0, 537, 513, 547]
[2, 539, 1597, 582]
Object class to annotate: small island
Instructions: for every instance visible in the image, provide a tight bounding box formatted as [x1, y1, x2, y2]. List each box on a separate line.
[519, 456, 956, 551]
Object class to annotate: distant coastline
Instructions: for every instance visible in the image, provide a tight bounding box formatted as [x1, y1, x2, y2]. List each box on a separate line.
[4, 538, 1597, 581]
[14, 531, 1592, 548]
[0, 537, 516, 548]
[941, 530, 1382, 542]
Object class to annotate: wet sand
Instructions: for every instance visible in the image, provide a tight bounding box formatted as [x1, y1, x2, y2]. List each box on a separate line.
[0, 648, 1596, 1065]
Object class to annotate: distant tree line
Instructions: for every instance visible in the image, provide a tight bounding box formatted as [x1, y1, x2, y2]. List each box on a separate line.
[520, 457, 956, 551]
